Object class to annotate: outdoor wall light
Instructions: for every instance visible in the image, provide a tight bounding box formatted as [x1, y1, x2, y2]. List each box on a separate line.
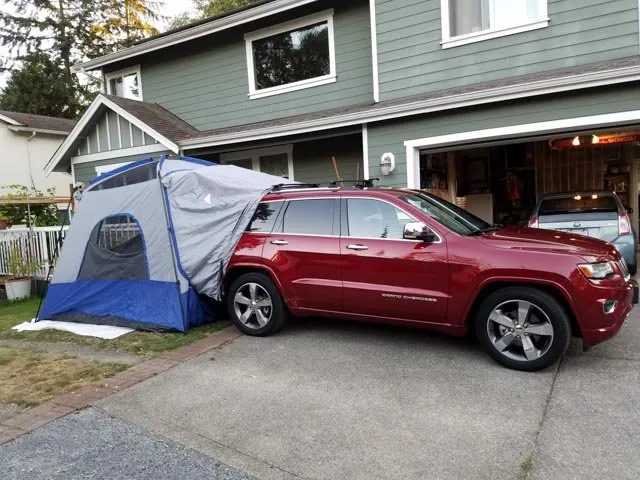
[380, 152, 396, 176]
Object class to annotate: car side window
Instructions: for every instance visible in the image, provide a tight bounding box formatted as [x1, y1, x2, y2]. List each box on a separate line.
[247, 201, 283, 233]
[280, 199, 335, 235]
[347, 199, 414, 240]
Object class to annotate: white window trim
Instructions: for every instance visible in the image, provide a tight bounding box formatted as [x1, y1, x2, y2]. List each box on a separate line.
[220, 144, 294, 180]
[244, 9, 336, 100]
[95, 161, 132, 175]
[104, 65, 143, 100]
[440, 0, 549, 49]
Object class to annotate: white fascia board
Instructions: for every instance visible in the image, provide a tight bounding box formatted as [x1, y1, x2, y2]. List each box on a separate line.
[8, 125, 70, 136]
[73, 0, 319, 72]
[0, 113, 24, 126]
[178, 64, 640, 150]
[71, 144, 169, 164]
[45, 95, 180, 175]
[404, 109, 640, 149]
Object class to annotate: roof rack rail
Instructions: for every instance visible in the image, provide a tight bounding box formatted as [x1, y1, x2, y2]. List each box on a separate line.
[271, 183, 320, 191]
[327, 178, 379, 189]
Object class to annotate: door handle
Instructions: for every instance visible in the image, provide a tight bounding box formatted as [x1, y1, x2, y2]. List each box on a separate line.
[270, 239, 289, 246]
[346, 244, 368, 251]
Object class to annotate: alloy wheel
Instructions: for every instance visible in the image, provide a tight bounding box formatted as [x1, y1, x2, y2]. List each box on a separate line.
[233, 282, 273, 330]
[486, 300, 554, 362]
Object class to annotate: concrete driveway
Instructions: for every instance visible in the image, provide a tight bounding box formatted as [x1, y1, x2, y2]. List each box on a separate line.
[3, 313, 640, 479]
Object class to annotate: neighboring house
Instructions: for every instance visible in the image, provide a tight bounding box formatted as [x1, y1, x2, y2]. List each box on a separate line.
[46, 0, 640, 229]
[0, 110, 75, 196]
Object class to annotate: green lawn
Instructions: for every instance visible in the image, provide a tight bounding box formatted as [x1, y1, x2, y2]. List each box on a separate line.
[0, 297, 230, 358]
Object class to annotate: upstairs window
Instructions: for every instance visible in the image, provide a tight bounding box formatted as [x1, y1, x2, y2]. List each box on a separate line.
[105, 66, 143, 100]
[245, 10, 336, 99]
[442, 0, 548, 48]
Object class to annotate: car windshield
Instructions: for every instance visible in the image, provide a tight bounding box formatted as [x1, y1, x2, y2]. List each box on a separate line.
[538, 194, 618, 215]
[400, 192, 493, 235]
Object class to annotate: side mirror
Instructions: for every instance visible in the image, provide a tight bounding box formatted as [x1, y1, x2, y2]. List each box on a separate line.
[403, 222, 437, 242]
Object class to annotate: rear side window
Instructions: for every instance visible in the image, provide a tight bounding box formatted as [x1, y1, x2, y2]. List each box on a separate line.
[247, 201, 283, 233]
[281, 199, 335, 235]
[539, 195, 618, 215]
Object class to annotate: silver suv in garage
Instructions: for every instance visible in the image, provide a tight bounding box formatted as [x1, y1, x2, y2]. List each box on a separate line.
[528, 191, 637, 275]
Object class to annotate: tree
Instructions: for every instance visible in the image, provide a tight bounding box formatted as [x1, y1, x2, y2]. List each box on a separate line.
[0, 0, 161, 117]
[0, 185, 61, 227]
[0, 52, 82, 118]
[169, 0, 258, 29]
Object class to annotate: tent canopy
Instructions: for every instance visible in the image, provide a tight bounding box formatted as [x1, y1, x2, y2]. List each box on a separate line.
[38, 155, 293, 332]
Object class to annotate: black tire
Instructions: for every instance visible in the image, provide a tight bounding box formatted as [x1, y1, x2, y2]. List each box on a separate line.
[475, 287, 571, 372]
[628, 262, 637, 276]
[226, 272, 288, 336]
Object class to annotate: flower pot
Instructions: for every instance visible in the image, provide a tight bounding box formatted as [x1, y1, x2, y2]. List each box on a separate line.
[5, 278, 32, 301]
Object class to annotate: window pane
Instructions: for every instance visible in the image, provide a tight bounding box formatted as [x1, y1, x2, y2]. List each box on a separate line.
[110, 72, 141, 100]
[282, 199, 334, 235]
[347, 199, 412, 240]
[247, 202, 283, 233]
[97, 215, 143, 254]
[493, 0, 540, 29]
[252, 21, 330, 90]
[449, 0, 489, 36]
[260, 153, 289, 178]
[538, 196, 618, 215]
[92, 162, 157, 190]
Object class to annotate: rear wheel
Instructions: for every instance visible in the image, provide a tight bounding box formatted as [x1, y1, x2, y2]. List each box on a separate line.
[475, 287, 571, 371]
[227, 273, 288, 336]
[629, 262, 637, 276]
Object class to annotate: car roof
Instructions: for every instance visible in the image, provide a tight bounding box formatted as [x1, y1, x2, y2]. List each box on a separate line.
[262, 186, 413, 202]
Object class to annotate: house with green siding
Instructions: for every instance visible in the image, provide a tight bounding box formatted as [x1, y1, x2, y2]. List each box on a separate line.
[47, 0, 640, 229]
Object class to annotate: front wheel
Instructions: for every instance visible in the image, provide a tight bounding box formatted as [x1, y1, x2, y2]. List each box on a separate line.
[227, 272, 288, 336]
[475, 287, 571, 372]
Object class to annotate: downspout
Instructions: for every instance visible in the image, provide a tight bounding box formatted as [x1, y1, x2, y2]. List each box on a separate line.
[26, 131, 37, 229]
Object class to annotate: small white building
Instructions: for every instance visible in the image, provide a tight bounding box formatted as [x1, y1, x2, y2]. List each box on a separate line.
[0, 111, 75, 196]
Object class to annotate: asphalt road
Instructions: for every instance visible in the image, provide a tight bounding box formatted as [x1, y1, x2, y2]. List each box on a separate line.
[2, 311, 639, 480]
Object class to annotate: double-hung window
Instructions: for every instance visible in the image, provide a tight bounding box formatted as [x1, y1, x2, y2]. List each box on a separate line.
[105, 66, 143, 100]
[245, 10, 336, 99]
[442, 0, 548, 48]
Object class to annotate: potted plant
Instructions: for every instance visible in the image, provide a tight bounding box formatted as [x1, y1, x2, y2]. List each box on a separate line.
[4, 246, 41, 301]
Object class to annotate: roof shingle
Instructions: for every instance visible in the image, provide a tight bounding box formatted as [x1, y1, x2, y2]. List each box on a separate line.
[0, 110, 76, 133]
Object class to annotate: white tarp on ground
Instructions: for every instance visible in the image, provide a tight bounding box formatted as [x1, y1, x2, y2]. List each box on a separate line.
[12, 320, 134, 339]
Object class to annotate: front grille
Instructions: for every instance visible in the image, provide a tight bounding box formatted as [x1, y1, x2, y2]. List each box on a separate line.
[618, 259, 630, 279]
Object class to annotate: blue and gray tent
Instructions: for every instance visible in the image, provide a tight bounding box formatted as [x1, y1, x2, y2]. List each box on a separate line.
[38, 156, 292, 332]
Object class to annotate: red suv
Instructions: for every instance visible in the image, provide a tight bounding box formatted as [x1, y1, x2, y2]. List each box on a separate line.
[224, 185, 638, 371]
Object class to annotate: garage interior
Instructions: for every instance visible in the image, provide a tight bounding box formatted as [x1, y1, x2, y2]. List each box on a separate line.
[420, 130, 640, 236]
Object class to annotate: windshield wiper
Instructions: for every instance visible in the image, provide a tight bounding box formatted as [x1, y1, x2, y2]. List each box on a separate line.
[467, 225, 503, 236]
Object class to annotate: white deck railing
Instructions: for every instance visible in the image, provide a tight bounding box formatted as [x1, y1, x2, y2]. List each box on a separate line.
[0, 226, 69, 279]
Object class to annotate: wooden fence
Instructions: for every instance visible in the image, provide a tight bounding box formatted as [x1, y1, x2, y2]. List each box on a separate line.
[0, 226, 69, 279]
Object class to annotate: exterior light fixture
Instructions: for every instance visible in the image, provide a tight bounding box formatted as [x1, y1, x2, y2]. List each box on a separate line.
[380, 152, 395, 176]
[572, 136, 581, 146]
[591, 194, 598, 200]
[574, 195, 582, 200]
[592, 135, 600, 144]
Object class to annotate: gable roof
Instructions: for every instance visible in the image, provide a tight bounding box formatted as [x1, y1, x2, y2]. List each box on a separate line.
[73, 0, 317, 72]
[0, 110, 76, 135]
[45, 94, 196, 174]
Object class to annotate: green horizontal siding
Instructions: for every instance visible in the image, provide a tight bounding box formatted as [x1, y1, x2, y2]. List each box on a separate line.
[367, 84, 640, 187]
[142, 1, 373, 131]
[73, 152, 171, 185]
[375, 0, 640, 100]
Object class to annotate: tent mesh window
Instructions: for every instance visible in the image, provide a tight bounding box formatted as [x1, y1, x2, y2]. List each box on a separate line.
[92, 162, 157, 190]
[77, 214, 149, 280]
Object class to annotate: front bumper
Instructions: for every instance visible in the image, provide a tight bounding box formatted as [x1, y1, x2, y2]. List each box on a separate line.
[581, 278, 637, 348]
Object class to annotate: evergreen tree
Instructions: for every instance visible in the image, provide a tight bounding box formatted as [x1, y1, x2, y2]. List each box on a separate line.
[169, 0, 258, 29]
[0, 0, 160, 117]
[0, 52, 81, 118]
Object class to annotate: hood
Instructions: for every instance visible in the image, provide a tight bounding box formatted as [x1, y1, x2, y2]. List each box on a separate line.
[477, 226, 620, 261]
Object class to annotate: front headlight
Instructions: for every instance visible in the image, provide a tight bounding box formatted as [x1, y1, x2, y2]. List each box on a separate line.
[578, 262, 614, 279]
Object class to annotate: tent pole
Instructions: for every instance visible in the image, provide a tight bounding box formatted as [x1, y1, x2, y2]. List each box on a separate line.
[157, 161, 188, 331]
